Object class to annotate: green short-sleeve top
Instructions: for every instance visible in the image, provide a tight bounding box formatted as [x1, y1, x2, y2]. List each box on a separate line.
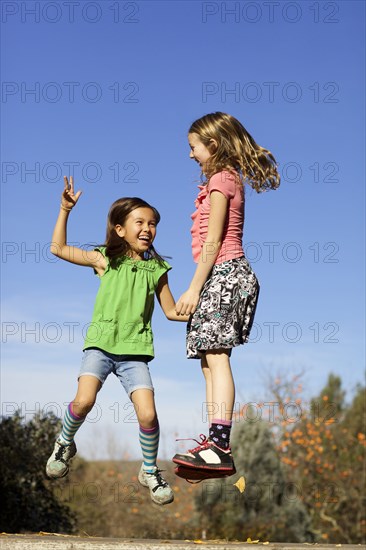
[83, 247, 171, 360]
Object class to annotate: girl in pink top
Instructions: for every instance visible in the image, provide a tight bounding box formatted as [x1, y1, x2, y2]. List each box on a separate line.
[173, 112, 280, 477]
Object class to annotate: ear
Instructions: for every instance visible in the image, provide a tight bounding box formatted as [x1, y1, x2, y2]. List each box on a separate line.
[208, 139, 218, 153]
[114, 224, 125, 238]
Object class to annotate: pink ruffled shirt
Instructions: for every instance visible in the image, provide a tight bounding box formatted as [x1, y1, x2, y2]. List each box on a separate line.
[191, 170, 245, 265]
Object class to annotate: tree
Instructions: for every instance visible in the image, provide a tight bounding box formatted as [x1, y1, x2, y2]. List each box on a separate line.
[310, 373, 345, 422]
[0, 411, 76, 533]
[274, 373, 365, 544]
[342, 382, 366, 437]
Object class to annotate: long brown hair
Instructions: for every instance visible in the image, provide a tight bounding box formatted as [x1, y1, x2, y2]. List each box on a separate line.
[189, 112, 280, 192]
[103, 197, 165, 266]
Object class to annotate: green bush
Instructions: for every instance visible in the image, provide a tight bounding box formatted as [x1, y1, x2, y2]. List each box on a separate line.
[0, 411, 76, 533]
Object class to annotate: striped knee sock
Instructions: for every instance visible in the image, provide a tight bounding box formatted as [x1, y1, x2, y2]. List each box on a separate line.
[139, 422, 159, 473]
[59, 402, 86, 445]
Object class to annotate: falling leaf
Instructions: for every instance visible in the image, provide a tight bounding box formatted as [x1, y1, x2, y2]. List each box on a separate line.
[193, 540, 204, 544]
[246, 538, 260, 543]
[234, 476, 246, 493]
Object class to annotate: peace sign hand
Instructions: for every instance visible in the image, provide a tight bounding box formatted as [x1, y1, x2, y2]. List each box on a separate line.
[61, 176, 82, 211]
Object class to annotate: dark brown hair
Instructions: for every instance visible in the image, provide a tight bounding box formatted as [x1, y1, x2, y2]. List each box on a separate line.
[189, 112, 280, 192]
[103, 197, 165, 266]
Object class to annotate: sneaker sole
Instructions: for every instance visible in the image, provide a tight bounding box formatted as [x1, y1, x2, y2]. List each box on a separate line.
[172, 456, 235, 472]
[174, 465, 236, 482]
[151, 494, 174, 505]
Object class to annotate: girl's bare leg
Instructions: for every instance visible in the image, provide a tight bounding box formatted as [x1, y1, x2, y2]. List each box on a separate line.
[131, 388, 157, 429]
[72, 375, 102, 417]
[58, 375, 102, 444]
[205, 349, 235, 422]
[46, 375, 101, 478]
[172, 349, 235, 470]
[201, 354, 214, 426]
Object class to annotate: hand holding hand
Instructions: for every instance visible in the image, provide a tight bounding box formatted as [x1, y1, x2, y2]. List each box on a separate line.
[61, 176, 82, 211]
[175, 288, 200, 316]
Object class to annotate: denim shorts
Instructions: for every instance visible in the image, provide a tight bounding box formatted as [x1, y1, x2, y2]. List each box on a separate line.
[79, 348, 154, 398]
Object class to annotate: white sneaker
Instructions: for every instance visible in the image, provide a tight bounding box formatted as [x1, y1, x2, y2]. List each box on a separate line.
[138, 464, 174, 505]
[46, 439, 77, 479]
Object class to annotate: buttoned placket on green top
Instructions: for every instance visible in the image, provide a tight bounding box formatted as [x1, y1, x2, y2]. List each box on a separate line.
[83, 247, 171, 359]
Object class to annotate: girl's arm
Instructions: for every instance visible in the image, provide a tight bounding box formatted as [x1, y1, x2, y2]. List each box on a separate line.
[50, 176, 106, 275]
[175, 191, 228, 316]
[156, 273, 190, 322]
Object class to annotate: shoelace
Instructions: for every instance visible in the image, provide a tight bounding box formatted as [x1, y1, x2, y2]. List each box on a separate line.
[176, 433, 210, 453]
[54, 443, 68, 462]
[148, 469, 168, 492]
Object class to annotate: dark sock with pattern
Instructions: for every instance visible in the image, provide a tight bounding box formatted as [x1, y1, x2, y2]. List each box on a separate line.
[209, 419, 232, 450]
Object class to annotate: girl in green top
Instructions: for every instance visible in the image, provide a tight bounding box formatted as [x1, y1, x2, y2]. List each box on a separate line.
[46, 176, 189, 505]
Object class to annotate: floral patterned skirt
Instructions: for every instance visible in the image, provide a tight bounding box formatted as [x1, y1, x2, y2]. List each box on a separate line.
[186, 256, 260, 359]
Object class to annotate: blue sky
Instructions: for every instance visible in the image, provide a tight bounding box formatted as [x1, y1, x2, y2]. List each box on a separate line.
[1, 1, 365, 460]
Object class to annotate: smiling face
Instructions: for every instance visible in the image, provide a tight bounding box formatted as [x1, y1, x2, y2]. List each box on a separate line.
[188, 132, 215, 171]
[115, 207, 157, 259]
